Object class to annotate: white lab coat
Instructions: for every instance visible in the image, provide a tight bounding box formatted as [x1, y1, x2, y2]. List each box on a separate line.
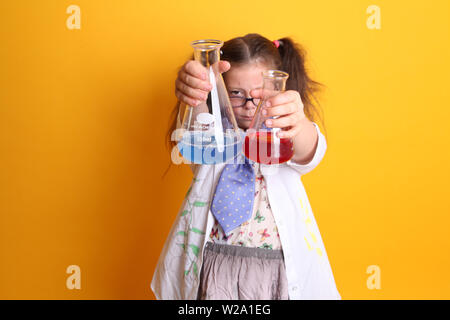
[151, 122, 341, 300]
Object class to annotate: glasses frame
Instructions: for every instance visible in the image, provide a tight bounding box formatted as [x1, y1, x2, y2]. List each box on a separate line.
[229, 94, 260, 108]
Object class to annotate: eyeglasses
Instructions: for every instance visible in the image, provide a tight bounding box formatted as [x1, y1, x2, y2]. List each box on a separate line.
[229, 90, 260, 108]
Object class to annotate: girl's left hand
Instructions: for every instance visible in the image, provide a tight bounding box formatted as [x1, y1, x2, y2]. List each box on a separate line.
[250, 89, 306, 139]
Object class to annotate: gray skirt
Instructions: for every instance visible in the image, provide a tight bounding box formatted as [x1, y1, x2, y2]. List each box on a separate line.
[197, 241, 289, 300]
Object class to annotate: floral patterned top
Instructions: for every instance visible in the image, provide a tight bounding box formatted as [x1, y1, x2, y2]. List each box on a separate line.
[209, 162, 282, 250]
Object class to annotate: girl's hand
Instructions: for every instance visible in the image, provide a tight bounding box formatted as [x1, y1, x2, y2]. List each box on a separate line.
[250, 89, 306, 139]
[175, 60, 231, 107]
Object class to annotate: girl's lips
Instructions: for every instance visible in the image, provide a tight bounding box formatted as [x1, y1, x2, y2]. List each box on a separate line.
[241, 116, 254, 121]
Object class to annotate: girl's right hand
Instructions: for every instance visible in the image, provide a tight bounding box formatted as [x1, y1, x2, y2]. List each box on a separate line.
[175, 60, 231, 106]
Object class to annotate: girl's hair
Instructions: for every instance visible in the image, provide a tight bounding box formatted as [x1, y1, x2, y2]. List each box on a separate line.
[165, 33, 326, 161]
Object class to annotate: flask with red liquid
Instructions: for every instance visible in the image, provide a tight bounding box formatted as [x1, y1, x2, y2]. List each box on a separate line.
[244, 70, 294, 165]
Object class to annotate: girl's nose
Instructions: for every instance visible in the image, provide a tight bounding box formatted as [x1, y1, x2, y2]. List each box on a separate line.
[244, 100, 256, 110]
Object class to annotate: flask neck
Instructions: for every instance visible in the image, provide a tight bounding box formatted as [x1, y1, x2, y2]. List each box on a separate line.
[247, 70, 290, 132]
[261, 70, 289, 96]
[191, 39, 223, 67]
[193, 47, 220, 67]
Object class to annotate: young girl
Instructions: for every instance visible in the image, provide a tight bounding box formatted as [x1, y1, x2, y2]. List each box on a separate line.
[151, 34, 341, 300]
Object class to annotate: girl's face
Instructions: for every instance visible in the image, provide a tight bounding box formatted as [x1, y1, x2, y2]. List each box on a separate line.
[224, 62, 270, 129]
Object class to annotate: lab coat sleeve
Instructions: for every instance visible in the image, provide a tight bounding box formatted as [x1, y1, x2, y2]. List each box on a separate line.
[286, 122, 327, 176]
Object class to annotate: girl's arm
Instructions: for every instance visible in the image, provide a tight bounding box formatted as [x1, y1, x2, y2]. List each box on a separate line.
[250, 89, 323, 166]
[287, 121, 327, 176]
[290, 117, 319, 165]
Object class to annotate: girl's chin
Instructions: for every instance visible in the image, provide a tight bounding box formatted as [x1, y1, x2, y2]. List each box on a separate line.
[237, 119, 251, 129]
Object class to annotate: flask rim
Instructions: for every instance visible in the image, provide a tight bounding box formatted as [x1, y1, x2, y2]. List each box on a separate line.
[262, 70, 289, 79]
[191, 39, 224, 50]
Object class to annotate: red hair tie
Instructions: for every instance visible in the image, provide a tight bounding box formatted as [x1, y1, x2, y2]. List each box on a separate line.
[273, 40, 280, 48]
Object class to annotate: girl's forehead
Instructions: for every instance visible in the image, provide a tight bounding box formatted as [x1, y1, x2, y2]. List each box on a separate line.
[224, 63, 269, 89]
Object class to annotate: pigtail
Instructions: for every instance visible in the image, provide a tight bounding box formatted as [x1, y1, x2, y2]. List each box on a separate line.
[277, 38, 326, 137]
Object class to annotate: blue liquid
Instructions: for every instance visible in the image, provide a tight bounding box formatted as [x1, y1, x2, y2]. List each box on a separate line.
[177, 131, 242, 164]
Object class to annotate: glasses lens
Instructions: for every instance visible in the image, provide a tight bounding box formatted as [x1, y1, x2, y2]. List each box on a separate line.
[229, 90, 245, 107]
[229, 90, 260, 107]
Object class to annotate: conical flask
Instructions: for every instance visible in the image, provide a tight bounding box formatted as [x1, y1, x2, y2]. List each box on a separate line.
[244, 70, 294, 165]
[177, 39, 242, 165]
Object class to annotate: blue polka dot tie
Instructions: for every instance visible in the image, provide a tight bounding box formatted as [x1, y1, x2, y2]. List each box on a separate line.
[211, 158, 255, 236]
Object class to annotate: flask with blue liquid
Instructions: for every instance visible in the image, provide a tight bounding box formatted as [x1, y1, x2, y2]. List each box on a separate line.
[177, 39, 242, 164]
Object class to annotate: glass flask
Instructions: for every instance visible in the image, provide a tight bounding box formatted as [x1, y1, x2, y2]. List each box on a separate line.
[244, 70, 294, 165]
[177, 39, 242, 164]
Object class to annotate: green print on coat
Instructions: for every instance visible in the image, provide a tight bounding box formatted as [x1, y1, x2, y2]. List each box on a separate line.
[184, 177, 200, 199]
[188, 244, 200, 257]
[193, 201, 207, 207]
[176, 177, 207, 279]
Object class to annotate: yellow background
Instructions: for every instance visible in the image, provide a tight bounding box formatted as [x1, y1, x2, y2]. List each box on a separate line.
[1, 0, 449, 299]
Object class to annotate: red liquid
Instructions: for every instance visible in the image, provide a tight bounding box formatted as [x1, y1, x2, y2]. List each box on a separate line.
[244, 131, 294, 164]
